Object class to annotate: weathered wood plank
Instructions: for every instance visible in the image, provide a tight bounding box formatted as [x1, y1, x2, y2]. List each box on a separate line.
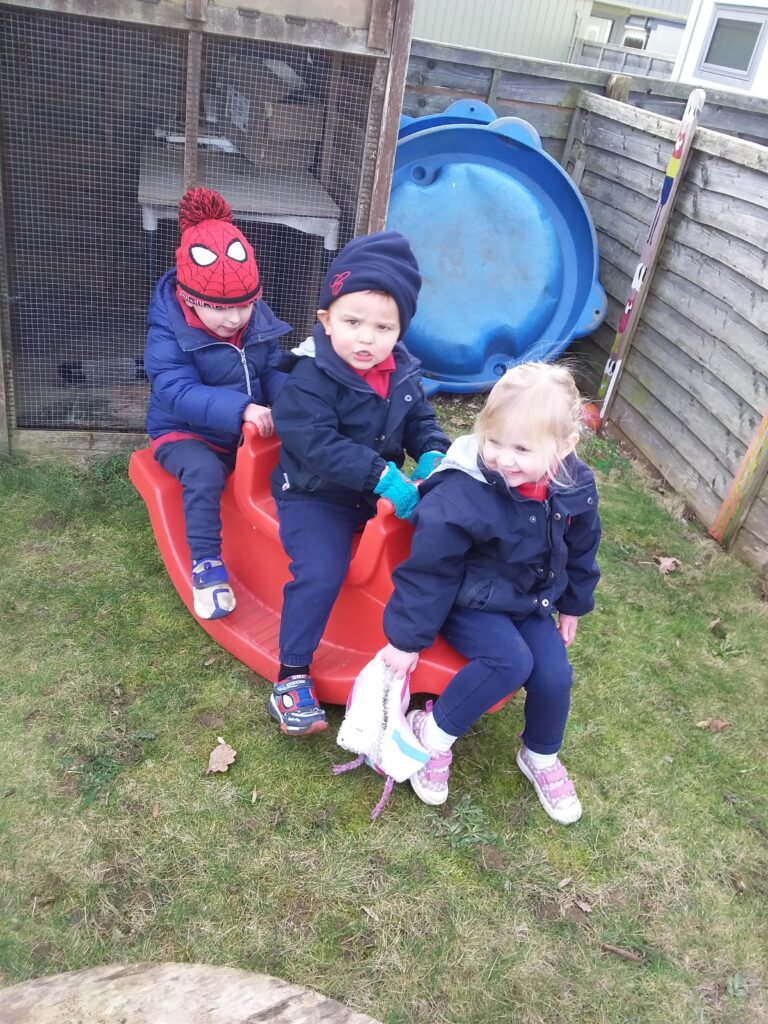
[493, 100, 573, 139]
[635, 299, 767, 423]
[684, 152, 768, 210]
[583, 169, 768, 289]
[676, 184, 768, 252]
[598, 236, 768, 380]
[579, 148, 665, 200]
[494, 73, 600, 108]
[406, 55, 493, 97]
[637, 95, 768, 146]
[658, 238, 768, 335]
[614, 356, 735, 500]
[630, 320, 762, 447]
[577, 91, 768, 174]
[610, 392, 723, 525]
[627, 345, 746, 481]
[11, 429, 145, 461]
[581, 117, 676, 174]
[409, 39, 611, 86]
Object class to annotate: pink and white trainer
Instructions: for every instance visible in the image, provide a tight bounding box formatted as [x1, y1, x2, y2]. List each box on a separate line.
[516, 746, 582, 824]
[406, 703, 453, 806]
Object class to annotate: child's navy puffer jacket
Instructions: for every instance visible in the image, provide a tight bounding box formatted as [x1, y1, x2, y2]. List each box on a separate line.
[270, 326, 450, 511]
[144, 268, 291, 451]
[383, 438, 601, 653]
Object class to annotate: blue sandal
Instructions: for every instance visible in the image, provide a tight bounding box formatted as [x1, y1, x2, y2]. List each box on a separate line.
[192, 558, 236, 620]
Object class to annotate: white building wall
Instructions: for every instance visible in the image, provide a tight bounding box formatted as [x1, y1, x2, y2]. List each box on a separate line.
[412, 0, 593, 60]
[673, 0, 768, 96]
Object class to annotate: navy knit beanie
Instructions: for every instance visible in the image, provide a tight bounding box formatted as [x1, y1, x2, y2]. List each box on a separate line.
[318, 231, 421, 338]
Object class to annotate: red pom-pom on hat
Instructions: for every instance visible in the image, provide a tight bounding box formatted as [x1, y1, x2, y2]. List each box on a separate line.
[178, 187, 233, 233]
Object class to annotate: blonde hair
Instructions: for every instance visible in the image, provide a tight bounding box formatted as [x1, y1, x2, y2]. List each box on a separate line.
[475, 362, 583, 486]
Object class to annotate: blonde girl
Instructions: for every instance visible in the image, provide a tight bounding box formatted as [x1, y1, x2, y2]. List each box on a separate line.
[382, 362, 600, 823]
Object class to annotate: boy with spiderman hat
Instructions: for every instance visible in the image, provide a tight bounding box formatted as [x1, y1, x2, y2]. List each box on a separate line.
[144, 188, 290, 619]
[268, 230, 450, 736]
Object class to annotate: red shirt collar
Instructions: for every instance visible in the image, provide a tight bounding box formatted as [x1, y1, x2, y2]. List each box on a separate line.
[516, 477, 550, 501]
[351, 351, 396, 398]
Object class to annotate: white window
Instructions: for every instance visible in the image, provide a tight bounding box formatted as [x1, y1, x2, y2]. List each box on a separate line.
[697, 6, 768, 87]
[585, 16, 613, 44]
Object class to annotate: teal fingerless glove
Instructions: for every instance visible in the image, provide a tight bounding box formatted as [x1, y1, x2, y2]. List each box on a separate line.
[410, 450, 445, 481]
[374, 462, 420, 519]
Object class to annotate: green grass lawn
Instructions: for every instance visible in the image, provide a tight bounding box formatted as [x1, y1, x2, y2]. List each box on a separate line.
[1, 395, 767, 1023]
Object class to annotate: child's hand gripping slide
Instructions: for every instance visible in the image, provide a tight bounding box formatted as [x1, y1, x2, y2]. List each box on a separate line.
[374, 462, 420, 519]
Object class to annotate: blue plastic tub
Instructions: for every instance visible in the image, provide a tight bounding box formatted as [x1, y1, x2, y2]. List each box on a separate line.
[387, 112, 606, 394]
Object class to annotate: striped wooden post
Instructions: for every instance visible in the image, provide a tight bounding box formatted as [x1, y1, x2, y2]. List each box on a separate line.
[596, 87, 706, 425]
[709, 407, 768, 548]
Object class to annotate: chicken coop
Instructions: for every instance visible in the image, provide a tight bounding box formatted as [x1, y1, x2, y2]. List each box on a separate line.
[0, 0, 414, 455]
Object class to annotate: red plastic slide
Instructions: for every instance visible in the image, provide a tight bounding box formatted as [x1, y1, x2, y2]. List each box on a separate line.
[129, 423, 470, 706]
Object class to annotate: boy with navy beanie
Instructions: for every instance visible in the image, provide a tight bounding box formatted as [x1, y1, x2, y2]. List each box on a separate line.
[268, 230, 450, 736]
[144, 188, 290, 620]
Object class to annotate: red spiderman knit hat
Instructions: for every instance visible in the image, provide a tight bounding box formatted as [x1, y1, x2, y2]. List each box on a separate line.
[175, 188, 262, 308]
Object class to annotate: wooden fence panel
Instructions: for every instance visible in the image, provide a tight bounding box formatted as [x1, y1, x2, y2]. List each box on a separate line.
[404, 39, 768, 155]
[569, 93, 768, 574]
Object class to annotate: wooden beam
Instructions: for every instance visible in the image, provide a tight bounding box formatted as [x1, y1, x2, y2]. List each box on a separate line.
[709, 408, 768, 548]
[0, 0, 374, 56]
[368, 0, 394, 51]
[183, 30, 203, 192]
[368, 0, 414, 231]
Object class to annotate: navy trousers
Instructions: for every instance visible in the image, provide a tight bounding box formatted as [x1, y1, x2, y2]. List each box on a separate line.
[155, 440, 236, 564]
[276, 496, 371, 666]
[434, 606, 574, 755]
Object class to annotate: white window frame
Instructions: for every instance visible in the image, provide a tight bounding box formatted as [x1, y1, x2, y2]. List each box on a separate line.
[696, 5, 768, 88]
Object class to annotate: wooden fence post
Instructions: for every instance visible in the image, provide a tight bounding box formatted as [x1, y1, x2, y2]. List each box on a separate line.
[709, 409, 768, 548]
[605, 73, 631, 102]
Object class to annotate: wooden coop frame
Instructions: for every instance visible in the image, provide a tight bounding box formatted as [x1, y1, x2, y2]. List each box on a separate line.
[0, 0, 414, 457]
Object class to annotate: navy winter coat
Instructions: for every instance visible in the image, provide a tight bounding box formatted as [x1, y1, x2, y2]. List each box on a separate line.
[383, 450, 601, 652]
[144, 268, 291, 451]
[270, 325, 450, 510]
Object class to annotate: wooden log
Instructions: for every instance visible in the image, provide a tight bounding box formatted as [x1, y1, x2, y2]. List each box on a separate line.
[0, 963, 380, 1023]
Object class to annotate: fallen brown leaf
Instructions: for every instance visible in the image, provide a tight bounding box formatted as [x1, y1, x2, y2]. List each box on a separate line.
[150, 804, 160, 819]
[573, 899, 592, 914]
[695, 719, 731, 732]
[206, 736, 236, 774]
[657, 556, 681, 575]
[203, 655, 218, 667]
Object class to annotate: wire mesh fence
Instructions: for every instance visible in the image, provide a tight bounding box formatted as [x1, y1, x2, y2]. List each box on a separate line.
[0, 7, 375, 434]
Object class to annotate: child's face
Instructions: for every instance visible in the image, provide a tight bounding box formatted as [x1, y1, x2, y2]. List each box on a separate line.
[317, 291, 400, 370]
[481, 425, 574, 487]
[188, 300, 254, 339]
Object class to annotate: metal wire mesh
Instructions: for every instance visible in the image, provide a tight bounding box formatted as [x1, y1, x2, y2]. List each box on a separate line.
[0, 8, 375, 433]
